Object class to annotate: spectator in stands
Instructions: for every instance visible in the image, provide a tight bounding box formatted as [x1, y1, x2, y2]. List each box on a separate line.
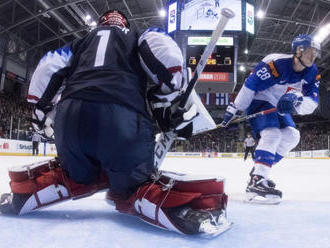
[0, 93, 33, 140]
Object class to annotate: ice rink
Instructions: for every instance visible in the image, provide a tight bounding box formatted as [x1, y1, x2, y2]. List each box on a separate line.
[0, 156, 330, 248]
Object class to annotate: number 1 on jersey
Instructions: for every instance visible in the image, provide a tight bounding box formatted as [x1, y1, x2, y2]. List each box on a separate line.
[94, 30, 111, 67]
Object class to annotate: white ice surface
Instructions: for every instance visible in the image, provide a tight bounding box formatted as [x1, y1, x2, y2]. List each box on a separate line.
[1, 156, 330, 248]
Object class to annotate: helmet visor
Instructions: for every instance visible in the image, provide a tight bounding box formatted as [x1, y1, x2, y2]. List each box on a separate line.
[311, 40, 321, 58]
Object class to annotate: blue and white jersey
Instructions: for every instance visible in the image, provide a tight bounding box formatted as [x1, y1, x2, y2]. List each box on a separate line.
[234, 53, 320, 115]
[28, 45, 73, 104]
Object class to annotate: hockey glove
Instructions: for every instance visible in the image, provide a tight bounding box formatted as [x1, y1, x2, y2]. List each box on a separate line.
[277, 91, 303, 115]
[219, 103, 238, 127]
[31, 101, 55, 140]
[171, 104, 197, 140]
[148, 89, 198, 139]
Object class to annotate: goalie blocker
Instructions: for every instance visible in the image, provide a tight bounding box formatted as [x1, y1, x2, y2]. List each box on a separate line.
[1, 159, 231, 236]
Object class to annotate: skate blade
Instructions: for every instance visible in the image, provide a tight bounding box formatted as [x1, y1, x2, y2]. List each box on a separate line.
[245, 192, 281, 205]
[199, 219, 233, 238]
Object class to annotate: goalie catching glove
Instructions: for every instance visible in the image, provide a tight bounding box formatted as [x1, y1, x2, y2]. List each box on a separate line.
[148, 87, 198, 139]
[31, 101, 56, 140]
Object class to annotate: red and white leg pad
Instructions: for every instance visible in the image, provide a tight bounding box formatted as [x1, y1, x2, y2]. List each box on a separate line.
[7, 158, 109, 215]
[108, 171, 230, 236]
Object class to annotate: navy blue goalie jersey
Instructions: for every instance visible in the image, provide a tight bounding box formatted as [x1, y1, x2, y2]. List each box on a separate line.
[28, 25, 149, 117]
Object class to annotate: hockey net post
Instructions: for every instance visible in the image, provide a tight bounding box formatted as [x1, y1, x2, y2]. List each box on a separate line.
[154, 8, 235, 170]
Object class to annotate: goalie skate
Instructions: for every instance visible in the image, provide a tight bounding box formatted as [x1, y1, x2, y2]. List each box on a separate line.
[198, 210, 233, 238]
[245, 175, 282, 205]
[166, 206, 232, 238]
[0, 193, 15, 214]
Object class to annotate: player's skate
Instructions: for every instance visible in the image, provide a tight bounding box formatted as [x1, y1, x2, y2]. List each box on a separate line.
[249, 167, 276, 188]
[245, 174, 282, 204]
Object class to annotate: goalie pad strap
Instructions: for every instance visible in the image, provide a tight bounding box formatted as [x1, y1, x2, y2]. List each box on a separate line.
[191, 193, 228, 210]
[8, 159, 60, 182]
[159, 176, 224, 194]
[136, 183, 202, 208]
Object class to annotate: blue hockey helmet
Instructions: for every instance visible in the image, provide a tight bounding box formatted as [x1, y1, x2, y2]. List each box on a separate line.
[292, 34, 321, 57]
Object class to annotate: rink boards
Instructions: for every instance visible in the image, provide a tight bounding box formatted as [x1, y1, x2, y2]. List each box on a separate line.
[0, 138, 329, 159]
[166, 150, 330, 159]
[0, 138, 57, 156]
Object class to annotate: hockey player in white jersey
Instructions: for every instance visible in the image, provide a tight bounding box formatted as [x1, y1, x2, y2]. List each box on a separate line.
[0, 10, 230, 237]
[220, 34, 321, 204]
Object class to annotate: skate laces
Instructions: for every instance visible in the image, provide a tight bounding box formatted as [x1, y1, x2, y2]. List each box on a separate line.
[253, 176, 271, 188]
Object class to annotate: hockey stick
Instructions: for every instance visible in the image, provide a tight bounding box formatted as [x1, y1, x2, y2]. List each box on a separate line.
[189, 107, 278, 136]
[154, 8, 235, 169]
[218, 107, 277, 127]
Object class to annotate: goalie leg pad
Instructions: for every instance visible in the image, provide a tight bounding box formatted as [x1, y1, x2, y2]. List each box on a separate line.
[108, 172, 229, 235]
[4, 159, 109, 215]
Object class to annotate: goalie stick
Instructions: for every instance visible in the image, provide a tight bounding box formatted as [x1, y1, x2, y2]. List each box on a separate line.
[154, 8, 235, 169]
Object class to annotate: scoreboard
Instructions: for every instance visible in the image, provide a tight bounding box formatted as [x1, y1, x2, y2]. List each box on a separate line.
[186, 36, 235, 92]
[165, 0, 254, 94]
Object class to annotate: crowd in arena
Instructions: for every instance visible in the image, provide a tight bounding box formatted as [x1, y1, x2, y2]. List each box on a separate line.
[295, 121, 330, 151]
[1, 93, 329, 152]
[0, 93, 33, 140]
[171, 118, 330, 153]
[172, 126, 241, 153]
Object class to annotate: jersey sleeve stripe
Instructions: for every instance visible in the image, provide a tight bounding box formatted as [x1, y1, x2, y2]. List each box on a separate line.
[27, 95, 40, 103]
[167, 66, 182, 73]
[267, 61, 279, 78]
